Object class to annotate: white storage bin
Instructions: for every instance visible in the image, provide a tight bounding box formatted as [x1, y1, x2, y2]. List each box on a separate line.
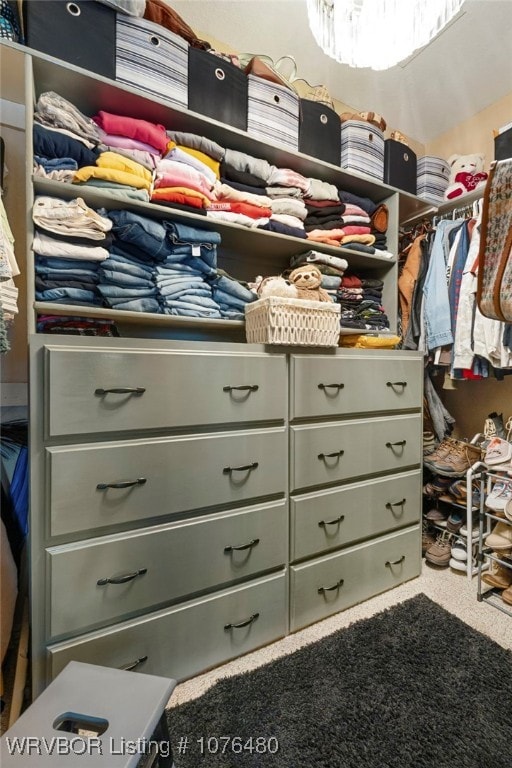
[116, 14, 188, 108]
[340, 119, 384, 180]
[247, 75, 299, 151]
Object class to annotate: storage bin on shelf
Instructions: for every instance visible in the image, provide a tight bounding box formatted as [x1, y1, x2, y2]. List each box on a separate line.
[116, 13, 189, 108]
[299, 99, 341, 165]
[188, 48, 248, 131]
[417, 155, 450, 203]
[23, 0, 117, 79]
[384, 138, 417, 194]
[340, 119, 385, 180]
[245, 297, 341, 347]
[247, 75, 300, 151]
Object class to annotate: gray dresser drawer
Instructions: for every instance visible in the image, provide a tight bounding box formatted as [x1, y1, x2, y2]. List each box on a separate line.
[47, 500, 287, 639]
[290, 353, 422, 420]
[290, 414, 422, 492]
[45, 345, 286, 437]
[291, 470, 421, 561]
[48, 427, 287, 537]
[48, 572, 287, 683]
[290, 526, 420, 631]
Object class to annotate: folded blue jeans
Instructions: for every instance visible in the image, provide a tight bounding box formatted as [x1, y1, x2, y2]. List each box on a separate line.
[36, 287, 100, 303]
[106, 209, 174, 261]
[98, 285, 158, 299]
[100, 270, 154, 289]
[110, 298, 161, 313]
[211, 274, 256, 303]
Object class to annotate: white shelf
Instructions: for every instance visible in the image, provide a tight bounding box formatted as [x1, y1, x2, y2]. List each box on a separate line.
[33, 177, 397, 272]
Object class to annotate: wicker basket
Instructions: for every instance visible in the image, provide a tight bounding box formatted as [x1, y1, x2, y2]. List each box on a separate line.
[245, 296, 341, 346]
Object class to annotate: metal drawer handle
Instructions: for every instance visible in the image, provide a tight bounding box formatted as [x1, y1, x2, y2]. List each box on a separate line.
[385, 556, 406, 567]
[386, 381, 408, 388]
[96, 478, 147, 491]
[318, 578, 344, 594]
[386, 441, 407, 448]
[224, 613, 259, 630]
[224, 538, 260, 553]
[223, 385, 259, 392]
[120, 656, 148, 671]
[319, 515, 345, 527]
[386, 498, 406, 510]
[95, 387, 145, 396]
[318, 383, 345, 391]
[223, 462, 259, 474]
[97, 568, 147, 586]
[318, 450, 344, 460]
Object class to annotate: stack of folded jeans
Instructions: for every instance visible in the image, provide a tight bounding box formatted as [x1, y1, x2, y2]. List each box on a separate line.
[209, 272, 257, 320]
[155, 221, 222, 318]
[98, 246, 160, 313]
[98, 208, 176, 313]
[33, 196, 112, 306]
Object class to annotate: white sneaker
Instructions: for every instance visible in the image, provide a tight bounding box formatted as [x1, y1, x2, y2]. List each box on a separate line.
[485, 437, 512, 466]
[486, 479, 512, 511]
[450, 557, 477, 572]
[451, 538, 468, 561]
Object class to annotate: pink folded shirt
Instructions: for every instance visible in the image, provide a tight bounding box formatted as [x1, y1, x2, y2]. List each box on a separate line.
[155, 159, 214, 198]
[93, 112, 169, 155]
[97, 127, 161, 156]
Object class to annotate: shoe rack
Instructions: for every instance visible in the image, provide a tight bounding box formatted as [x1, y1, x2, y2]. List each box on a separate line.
[423, 455, 488, 581]
[477, 469, 512, 618]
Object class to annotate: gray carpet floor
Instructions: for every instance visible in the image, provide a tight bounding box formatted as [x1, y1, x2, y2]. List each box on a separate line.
[168, 594, 512, 767]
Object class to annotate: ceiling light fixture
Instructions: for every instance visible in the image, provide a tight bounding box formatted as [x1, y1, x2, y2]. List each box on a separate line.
[306, 0, 466, 71]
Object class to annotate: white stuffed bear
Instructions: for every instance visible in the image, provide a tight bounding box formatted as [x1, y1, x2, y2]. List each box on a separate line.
[443, 153, 488, 201]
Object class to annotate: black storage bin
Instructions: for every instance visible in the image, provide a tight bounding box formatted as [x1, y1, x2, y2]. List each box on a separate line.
[384, 139, 417, 194]
[24, 0, 116, 79]
[495, 127, 512, 161]
[299, 99, 341, 165]
[188, 48, 247, 131]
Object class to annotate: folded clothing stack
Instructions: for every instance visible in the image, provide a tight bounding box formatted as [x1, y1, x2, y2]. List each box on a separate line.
[33, 91, 102, 181]
[209, 271, 257, 320]
[36, 314, 118, 336]
[156, 131, 224, 212]
[337, 275, 390, 331]
[33, 196, 112, 306]
[154, 220, 221, 318]
[74, 150, 154, 203]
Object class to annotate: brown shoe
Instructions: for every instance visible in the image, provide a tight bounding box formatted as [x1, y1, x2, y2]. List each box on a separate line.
[429, 440, 482, 478]
[502, 584, 512, 606]
[482, 557, 512, 589]
[425, 530, 454, 567]
[422, 520, 436, 555]
[423, 437, 457, 470]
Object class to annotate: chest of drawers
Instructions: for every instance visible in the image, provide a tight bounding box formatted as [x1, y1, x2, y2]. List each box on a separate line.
[30, 336, 288, 694]
[30, 337, 423, 693]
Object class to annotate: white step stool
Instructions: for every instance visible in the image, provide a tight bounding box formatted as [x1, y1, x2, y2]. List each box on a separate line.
[0, 662, 176, 767]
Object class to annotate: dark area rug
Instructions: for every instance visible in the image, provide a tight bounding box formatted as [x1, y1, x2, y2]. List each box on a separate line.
[167, 594, 512, 767]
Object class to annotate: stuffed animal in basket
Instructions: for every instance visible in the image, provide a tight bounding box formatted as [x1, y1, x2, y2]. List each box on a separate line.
[256, 275, 298, 299]
[288, 265, 333, 302]
[444, 153, 488, 200]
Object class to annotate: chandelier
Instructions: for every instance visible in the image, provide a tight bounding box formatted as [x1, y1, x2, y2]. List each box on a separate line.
[306, 0, 466, 71]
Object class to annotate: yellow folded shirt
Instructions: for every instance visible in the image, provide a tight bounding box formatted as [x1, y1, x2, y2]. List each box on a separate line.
[179, 146, 220, 179]
[73, 166, 152, 191]
[96, 151, 153, 184]
[339, 334, 400, 349]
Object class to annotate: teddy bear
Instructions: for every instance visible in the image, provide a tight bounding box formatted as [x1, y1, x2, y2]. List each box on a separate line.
[443, 153, 488, 201]
[288, 265, 333, 302]
[256, 275, 298, 299]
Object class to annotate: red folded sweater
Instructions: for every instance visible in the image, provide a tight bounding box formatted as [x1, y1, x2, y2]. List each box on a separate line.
[93, 111, 169, 155]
